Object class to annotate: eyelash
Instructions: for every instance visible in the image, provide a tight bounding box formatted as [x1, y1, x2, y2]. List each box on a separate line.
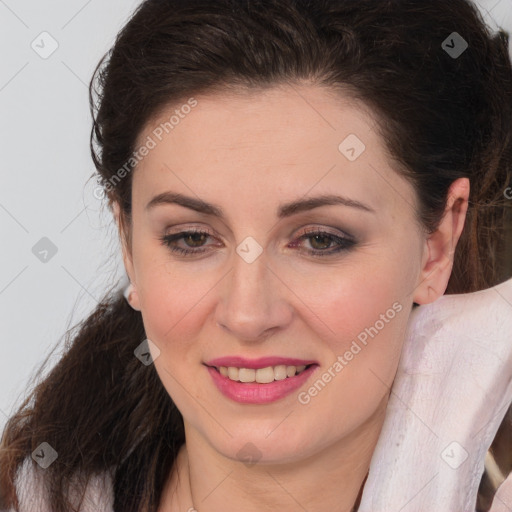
[159, 227, 356, 258]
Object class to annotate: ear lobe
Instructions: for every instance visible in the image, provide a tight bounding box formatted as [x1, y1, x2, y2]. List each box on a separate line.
[413, 178, 470, 305]
[413, 235, 455, 304]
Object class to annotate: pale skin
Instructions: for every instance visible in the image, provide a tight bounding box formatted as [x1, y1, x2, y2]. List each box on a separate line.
[113, 84, 469, 511]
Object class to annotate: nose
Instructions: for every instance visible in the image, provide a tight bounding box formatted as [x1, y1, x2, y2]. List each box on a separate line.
[214, 250, 293, 342]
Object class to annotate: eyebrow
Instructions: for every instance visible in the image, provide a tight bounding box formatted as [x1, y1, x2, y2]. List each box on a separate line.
[145, 191, 376, 218]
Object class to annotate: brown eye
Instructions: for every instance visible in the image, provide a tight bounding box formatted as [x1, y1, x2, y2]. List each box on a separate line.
[183, 232, 208, 248]
[308, 233, 335, 250]
[290, 228, 357, 258]
[160, 229, 217, 256]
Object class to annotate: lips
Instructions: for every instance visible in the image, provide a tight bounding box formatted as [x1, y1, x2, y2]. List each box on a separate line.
[206, 363, 319, 404]
[205, 356, 318, 369]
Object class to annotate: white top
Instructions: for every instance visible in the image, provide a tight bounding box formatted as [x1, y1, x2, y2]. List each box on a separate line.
[7, 276, 512, 511]
[359, 275, 512, 512]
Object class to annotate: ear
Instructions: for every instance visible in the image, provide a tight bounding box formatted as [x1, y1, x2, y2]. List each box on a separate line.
[112, 201, 141, 311]
[413, 177, 470, 305]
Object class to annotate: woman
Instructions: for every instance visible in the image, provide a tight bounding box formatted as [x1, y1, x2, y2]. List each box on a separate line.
[1, 0, 511, 511]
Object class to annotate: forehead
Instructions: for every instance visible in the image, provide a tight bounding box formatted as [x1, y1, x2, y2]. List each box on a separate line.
[132, 84, 416, 221]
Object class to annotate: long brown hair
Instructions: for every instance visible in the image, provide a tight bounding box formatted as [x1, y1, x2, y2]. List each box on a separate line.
[1, 1, 511, 511]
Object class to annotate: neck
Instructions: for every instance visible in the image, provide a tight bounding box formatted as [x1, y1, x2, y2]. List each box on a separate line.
[161, 395, 388, 512]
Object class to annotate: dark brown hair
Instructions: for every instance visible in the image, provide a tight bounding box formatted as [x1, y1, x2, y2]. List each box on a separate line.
[1, 1, 511, 511]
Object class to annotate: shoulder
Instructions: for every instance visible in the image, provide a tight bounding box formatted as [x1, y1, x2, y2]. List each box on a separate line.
[7, 457, 114, 512]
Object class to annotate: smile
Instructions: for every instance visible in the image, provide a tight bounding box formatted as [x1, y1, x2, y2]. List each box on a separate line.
[215, 364, 309, 383]
[205, 363, 319, 404]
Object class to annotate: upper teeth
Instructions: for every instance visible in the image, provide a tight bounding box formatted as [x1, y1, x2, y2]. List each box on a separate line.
[218, 365, 307, 383]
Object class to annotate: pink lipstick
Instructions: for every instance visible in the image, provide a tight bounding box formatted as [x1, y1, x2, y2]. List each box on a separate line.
[204, 356, 319, 404]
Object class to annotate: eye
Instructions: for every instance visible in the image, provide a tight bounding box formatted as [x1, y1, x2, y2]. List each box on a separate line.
[159, 226, 357, 258]
[159, 228, 217, 256]
[289, 227, 356, 257]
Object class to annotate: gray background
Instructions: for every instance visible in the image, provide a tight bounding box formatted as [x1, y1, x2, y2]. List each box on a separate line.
[1, 0, 511, 433]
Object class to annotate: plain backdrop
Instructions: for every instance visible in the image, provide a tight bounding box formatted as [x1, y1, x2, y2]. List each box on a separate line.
[1, 0, 512, 434]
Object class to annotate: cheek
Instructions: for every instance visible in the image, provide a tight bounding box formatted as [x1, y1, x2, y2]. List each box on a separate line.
[279, 247, 411, 344]
[136, 267, 217, 414]
[289, 273, 408, 443]
[137, 269, 213, 352]
[133, 237, 225, 369]
[277, 254, 410, 406]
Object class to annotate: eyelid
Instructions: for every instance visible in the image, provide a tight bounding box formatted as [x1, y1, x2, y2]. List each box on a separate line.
[164, 225, 217, 237]
[297, 225, 354, 239]
[163, 223, 354, 244]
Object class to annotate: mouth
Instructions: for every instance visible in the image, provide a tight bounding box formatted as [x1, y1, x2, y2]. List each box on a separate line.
[204, 362, 320, 404]
[207, 363, 316, 383]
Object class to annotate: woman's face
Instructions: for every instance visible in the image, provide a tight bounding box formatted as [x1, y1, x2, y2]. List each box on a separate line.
[121, 84, 427, 464]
